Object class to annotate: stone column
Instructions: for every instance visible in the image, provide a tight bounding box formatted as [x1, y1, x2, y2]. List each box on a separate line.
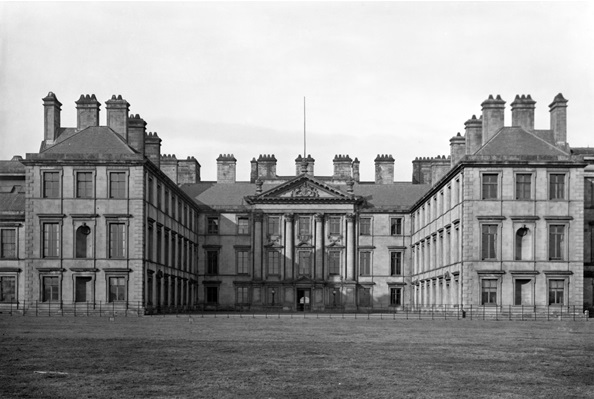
[152, 271, 157, 306]
[284, 213, 294, 280]
[159, 274, 165, 307]
[254, 213, 263, 280]
[314, 214, 324, 280]
[428, 279, 434, 306]
[346, 214, 355, 280]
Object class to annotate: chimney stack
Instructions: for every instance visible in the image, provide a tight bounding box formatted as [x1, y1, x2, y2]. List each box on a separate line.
[217, 154, 237, 184]
[127, 114, 146, 155]
[333, 155, 352, 181]
[105, 95, 130, 140]
[75, 94, 101, 130]
[257, 155, 277, 179]
[481, 95, 505, 145]
[450, 133, 466, 166]
[464, 115, 482, 154]
[250, 158, 258, 183]
[352, 158, 360, 182]
[295, 154, 315, 176]
[161, 154, 179, 184]
[549, 93, 568, 147]
[178, 156, 201, 184]
[145, 132, 162, 168]
[511, 94, 536, 131]
[374, 154, 394, 184]
[42, 92, 62, 146]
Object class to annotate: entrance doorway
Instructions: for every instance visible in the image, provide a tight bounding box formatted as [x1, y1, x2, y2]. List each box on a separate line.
[296, 289, 311, 311]
[75, 277, 92, 302]
[514, 279, 532, 305]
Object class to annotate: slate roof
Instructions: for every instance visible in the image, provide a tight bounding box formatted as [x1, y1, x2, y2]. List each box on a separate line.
[42, 126, 137, 155]
[474, 127, 569, 157]
[0, 191, 25, 215]
[571, 147, 594, 156]
[181, 179, 431, 212]
[0, 160, 25, 174]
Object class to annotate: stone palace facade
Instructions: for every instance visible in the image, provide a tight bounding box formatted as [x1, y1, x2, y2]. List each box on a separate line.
[1, 92, 593, 314]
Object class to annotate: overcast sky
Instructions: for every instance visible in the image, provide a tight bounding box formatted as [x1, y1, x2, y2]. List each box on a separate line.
[1, 2, 593, 182]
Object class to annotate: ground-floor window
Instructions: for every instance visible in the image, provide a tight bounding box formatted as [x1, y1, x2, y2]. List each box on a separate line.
[206, 286, 218, 304]
[390, 287, 402, 306]
[548, 279, 565, 305]
[109, 277, 126, 302]
[42, 276, 60, 302]
[0, 276, 16, 302]
[236, 286, 249, 304]
[481, 279, 497, 305]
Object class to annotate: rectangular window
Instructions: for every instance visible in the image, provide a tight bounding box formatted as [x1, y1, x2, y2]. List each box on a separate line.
[299, 217, 311, 236]
[482, 174, 498, 200]
[164, 231, 170, 265]
[548, 279, 564, 305]
[390, 252, 402, 276]
[481, 224, 498, 260]
[268, 251, 280, 275]
[549, 174, 565, 200]
[148, 177, 154, 203]
[0, 229, 16, 259]
[108, 277, 126, 302]
[549, 225, 565, 260]
[157, 184, 162, 209]
[147, 223, 154, 261]
[267, 216, 280, 236]
[76, 172, 93, 198]
[481, 279, 497, 305]
[173, 196, 177, 219]
[515, 174, 532, 200]
[329, 251, 340, 275]
[298, 251, 311, 276]
[206, 286, 218, 304]
[390, 218, 403, 235]
[360, 252, 371, 275]
[0, 276, 16, 302]
[237, 217, 249, 235]
[360, 218, 371, 235]
[329, 217, 341, 235]
[237, 250, 249, 274]
[42, 276, 59, 302]
[206, 251, 218, 275]
[108, 223, 126, 258]
[170, 233, 176, 267]
[156, 226, 162, 264]
[236, 286, 249, 304]
[43, 223, 60, 258]
[43, 172, 60, 198]
[586, 178, 594, 209]
[109, 172, 126, 198]
[164, 190, 169, 214]
[207, 217, 219, 235]
[390, 287, 402, 306]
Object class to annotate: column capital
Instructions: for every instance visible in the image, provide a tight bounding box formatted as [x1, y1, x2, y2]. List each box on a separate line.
[346, 213, 356, 222]
[254, 212, 264, 222]
[284, 213, 294, 222]
[314, 213, 324, 222]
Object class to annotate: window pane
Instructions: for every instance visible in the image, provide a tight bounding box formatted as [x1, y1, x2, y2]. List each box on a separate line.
[109, 172, 126, 198]
[549, 174, 565, 200]
[482, 174, 498, 200]
[549, 225, 565, 260]
[207, 217, 219, 234]
[299, 217, 310, 236]
[207, 251, 218, 274]
[298, 252, 311, 275]
[391, 252, 402, 275]
[43, 172, 59, 198]
[43, 276, 59, 302]
[515, 174, 531, 200]
[390, 218, 402, 235]
[0, 276, 16, 302]
[481, 279, 497, 305]
[0, 229, 16, 258]
[481, 225, 497, 260]
[360, 252, 371, 275]
[109, 224, 125, 258]
[43, 223, 60, 258]
[109, 277, 126, 302]
[238, 218, 249, 235]
[329, 217, 341, 235]
[360, 218, 371, 235]
[237, 251, 249, 274]
[390, 288, 401, 306]
[267, 217, 280, 236]
[329, 252, 340, 275]
[76, 172, 93, 198]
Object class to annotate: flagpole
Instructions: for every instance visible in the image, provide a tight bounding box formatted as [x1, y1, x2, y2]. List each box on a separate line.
[303, 97, 306, 158]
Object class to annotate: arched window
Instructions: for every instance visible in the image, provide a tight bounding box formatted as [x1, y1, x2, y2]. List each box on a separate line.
[76, 225, 91, 258]
[515, 226, 532, 261]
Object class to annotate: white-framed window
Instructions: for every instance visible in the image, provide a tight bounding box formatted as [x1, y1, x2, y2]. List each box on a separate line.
[515, 173, 532, 200]
[236, 249, 250, 275]
[481, 279, 498, 305]
[267, 250, 280, 275]
[42, 171, 60, 198]
[548, 224, 566, 260]
[109, 171, 126, 198]
[75, 171, 93, 198]
[42, 222, 60, 258]
[360, 217, 372, 235]
[390, 252, 403, 276]
[548, 279, 566, 306]
[481, 224, 498, 260]
[549, 173, 566, 200]
[108, 223, 126, 259]
[359, 251, 371, 275]
[481, 173, 499, 200]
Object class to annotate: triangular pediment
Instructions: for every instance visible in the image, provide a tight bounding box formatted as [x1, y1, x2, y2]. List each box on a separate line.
[245, 175, 361, 204]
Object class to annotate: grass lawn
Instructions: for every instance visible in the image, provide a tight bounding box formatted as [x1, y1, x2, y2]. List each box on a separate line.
[1, 316, 593, 398]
